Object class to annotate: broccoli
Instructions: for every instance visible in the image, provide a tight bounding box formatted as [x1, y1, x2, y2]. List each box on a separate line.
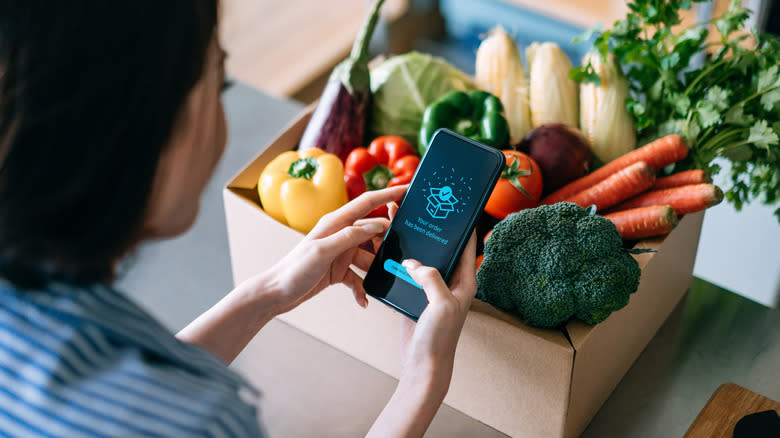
[476, 202, 642, 328]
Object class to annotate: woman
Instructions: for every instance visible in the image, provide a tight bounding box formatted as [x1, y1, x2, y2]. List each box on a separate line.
[0, 2, 477, 437]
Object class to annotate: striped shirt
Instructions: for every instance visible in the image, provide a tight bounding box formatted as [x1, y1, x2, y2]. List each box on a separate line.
[0, 280, 265, 437]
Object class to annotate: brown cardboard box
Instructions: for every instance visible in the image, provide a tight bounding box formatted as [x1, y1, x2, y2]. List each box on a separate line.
[224, 108, 704, 437]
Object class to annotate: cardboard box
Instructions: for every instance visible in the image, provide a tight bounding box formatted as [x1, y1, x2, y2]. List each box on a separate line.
[224, 108, 705, 437]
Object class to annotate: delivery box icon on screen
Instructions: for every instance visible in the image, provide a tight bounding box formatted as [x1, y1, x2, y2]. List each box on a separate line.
[426, 186, 458, 219]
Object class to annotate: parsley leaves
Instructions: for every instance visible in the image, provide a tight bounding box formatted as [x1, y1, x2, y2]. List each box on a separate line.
[572, 0, 780, 220]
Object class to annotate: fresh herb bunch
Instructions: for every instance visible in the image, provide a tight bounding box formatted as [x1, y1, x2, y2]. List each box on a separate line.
[571, 0, 780, 219]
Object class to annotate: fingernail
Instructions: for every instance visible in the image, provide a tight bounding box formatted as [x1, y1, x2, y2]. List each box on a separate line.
[360, 223, 383, 234]
[401, 259, 419, 270]
[361, 297, 369, 308]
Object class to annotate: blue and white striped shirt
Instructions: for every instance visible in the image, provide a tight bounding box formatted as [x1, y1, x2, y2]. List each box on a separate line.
[0, 280, 264, 437]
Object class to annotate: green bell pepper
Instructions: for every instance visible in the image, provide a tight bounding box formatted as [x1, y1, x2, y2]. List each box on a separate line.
[418, 90, 510, 154]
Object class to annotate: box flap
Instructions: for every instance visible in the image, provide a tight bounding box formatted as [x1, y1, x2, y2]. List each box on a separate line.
[564, 214, 693, 349]
[448, 303, 574, 437]
[470, 300, 571, 350]
[226, 103, 316, 191]
[564, 211, 705, 438]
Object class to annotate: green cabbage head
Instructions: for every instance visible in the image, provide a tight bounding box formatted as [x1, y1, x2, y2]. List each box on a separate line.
[369, 51, 474, 148]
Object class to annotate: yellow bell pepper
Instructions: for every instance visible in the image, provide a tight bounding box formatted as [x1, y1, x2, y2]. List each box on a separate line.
[258, 148, 348, 233]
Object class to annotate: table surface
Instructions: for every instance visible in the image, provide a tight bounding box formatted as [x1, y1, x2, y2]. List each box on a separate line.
[220, 0, 409, 98]
[120, 83, 780, 437]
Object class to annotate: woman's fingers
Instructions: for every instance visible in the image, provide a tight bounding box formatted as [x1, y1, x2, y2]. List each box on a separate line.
[352, 248, 376, 272]
[345, 268, 369, 308]
[317, 222, 386, 260]
[401, 233, 477, 310]
[310, 186, 407, 238]
[354, 217, 390, 251]
[387, 201, 399, 221]
[401, 259, 450, 304]
[371, 236, 383, 252]
[353, 217, 390, 229]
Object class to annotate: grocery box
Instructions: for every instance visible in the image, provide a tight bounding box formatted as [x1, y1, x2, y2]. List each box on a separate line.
[224, 106, 705, 437]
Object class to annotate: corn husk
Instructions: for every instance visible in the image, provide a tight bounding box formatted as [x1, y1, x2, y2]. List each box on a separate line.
[525, 43, 538, 71]
[475, 26, 532, 142]
[527, 42, 578, 128]
[579, 52, 636, 162]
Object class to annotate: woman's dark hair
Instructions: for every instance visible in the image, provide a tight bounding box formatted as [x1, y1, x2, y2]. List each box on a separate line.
[0, 1, 218, 288]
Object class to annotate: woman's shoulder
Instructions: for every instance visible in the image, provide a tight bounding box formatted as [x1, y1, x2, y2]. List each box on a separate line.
[0, 280, 265, 437]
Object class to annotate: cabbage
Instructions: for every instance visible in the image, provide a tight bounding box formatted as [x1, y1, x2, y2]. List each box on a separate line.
[369, 52, 474, 148]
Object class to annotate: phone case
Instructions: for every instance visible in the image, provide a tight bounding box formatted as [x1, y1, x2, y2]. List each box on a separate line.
[363, 128, 505, 320]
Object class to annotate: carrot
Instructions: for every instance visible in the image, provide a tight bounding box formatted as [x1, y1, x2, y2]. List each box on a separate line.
[653, 169, 711, 189]
[476, 254, 485, 273]
[603, 205, 679, 240]
[610, 183, 723, 215]
[562, 161, 656, 211]
[541, 134, 687, 205]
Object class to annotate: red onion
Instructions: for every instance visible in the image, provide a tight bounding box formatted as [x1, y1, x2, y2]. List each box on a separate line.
[517, 123, 592, 195]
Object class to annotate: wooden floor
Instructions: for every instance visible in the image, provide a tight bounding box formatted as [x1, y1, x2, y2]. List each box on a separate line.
[219, 0, 407, 100]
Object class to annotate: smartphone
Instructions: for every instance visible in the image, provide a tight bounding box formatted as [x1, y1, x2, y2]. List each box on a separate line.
[363, 128, 504, 320]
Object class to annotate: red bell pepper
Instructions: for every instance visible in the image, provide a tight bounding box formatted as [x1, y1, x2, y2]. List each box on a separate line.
[344, 136, 420, 217]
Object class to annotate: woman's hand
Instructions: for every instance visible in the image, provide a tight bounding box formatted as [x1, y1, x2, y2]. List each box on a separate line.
[397, 232, 477, 399]
[178, 186, 405, 364]
[367, 204, 478, 438]
[264, 185, 407, 315]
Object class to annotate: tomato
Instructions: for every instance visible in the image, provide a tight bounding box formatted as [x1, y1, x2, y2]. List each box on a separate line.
[483, 229, 493, 245]
[485, 150, 543, 219]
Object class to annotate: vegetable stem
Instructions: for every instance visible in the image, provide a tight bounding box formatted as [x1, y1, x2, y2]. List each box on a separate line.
[731, 83, 780, 110]
[718, 140, 752, 153]
[699, 126, 716, 145]
[700, 128, 744, 152]
[288, 157, 319, 179]
[684, 58, 728, 97]
[350, 0, 385, 62]
[684, 111, 695, 138]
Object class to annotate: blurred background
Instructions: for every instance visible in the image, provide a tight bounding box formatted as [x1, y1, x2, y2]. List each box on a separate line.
[217, 0, 779, 308]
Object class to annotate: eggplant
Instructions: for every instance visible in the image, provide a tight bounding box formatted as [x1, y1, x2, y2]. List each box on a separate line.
[298, 0, 385, 161]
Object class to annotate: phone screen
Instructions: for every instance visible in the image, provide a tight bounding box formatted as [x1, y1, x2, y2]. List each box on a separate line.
[363, 129, 504, 320]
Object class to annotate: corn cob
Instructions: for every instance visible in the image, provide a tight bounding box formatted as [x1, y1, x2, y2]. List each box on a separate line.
[580, 52, 637, 162]
[475, 26, 532, 142]
[527, 42, 578, 128]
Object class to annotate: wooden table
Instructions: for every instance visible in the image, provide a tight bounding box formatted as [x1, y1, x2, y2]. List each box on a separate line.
[685, 383, 780, 437]
[219, 0, 420, 103]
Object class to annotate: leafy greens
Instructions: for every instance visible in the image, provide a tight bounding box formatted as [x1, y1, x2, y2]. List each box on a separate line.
[369, 52, 474, 148]
[571, 0, 780, 219]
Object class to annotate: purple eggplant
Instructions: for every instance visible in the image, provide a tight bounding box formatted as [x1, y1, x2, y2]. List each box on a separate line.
[298, 0, 385, 161]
